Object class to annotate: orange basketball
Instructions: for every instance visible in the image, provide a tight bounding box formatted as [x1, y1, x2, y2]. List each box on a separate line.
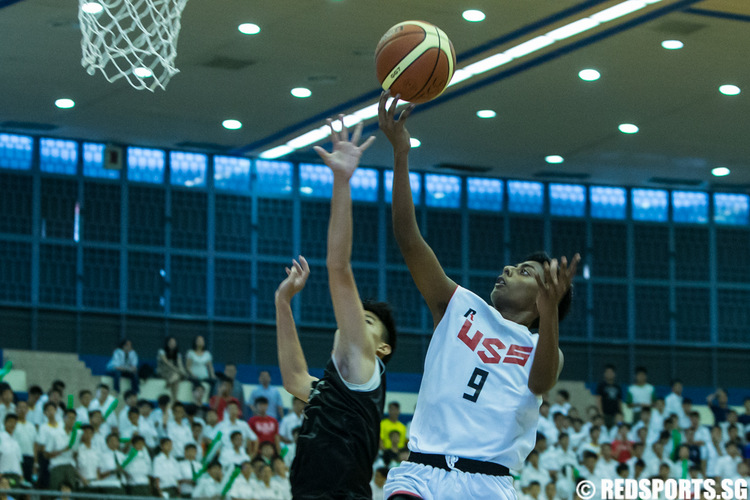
[375, 21, 456, 104]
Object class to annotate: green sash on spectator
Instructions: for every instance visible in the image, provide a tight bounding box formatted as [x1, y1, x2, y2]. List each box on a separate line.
[670, 429, 681, 461]
[67, 421, 81, 449]
[0, 360, 12, 381]
[221, 466, 241, 497]
[103, 399, 119, 420]
[67, 395, 74, 409]
[202, 431, 223, 466]
[121, 448, 138, 468]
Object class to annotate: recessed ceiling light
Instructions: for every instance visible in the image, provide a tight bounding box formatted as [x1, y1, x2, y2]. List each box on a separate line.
[618, 123, 639, 134]
[55, 98, 75, 109]
[661, 39, 683, 50]
[462, 10, 486, 22]
[81, 2, 103, 14]
[578, 69, 601, 81]
[545, 155, 564, 164]
[133, 67, 153, 78]
[476, 109, 496, 119]
[719, 84, 741, 96]
[712, 167, 730, 177]
[410, 138, 421, 148]
[222, 119, 242, 130]
[291, 87, 312, 98]
[238, 23, 260, 35]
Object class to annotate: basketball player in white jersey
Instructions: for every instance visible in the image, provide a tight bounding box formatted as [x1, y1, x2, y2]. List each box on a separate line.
[378, 91, 580, 500]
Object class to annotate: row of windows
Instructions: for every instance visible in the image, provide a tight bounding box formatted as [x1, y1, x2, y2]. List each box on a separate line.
[1, 132, 749, 225]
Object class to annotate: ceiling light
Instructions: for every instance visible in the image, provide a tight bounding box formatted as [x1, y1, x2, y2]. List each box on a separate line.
[661, 39, 683, 50]
[618, 123, 639, 134]
[545, 155, 564, 164]
[55, 98, 75, 109]
[546, 18, 599, 41]
[578, 69, 601, 81]
[222, 119, 242, 130]
[81, 2, 103, 14]
[719, 85, 741, 96]
[238, 23, 260, 35]
[410, 138, 421, 148]
[260, 145, 294, 159]
[504, 35, 554, 59]
[291, 87, 312, 98]
[476, 109, 496, 119]
[133, 67, 153, 78]
[591, 0, 647, 23]
[462, 10, 486, 22]
[712, 167, 730, 177]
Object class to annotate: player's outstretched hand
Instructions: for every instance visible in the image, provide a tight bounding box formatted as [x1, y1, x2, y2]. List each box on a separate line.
[534, 254, 581, 317]
[275, 256, 311, 303]
[313, 115, 375, 181]
[378, 90, 415, 155]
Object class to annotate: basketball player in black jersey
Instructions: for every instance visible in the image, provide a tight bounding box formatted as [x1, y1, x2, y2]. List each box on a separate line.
[274, 116, 398, 499]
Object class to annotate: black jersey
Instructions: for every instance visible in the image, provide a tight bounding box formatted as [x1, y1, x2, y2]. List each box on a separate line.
[290, 357, 386, 500]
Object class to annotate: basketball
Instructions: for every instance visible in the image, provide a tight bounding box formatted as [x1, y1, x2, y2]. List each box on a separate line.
[375, 21, 456, 104]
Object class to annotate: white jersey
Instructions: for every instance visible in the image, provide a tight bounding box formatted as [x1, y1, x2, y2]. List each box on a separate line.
[408, 286, 542, 471]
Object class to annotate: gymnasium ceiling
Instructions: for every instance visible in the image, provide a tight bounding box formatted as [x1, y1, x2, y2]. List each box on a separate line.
[0, 0, 748, 190]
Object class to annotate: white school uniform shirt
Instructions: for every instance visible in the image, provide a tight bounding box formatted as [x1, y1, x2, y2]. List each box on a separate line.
[228, 473, 259, 499]
[92, 424, 110, 453]
[167, 420, 194, 458]
[76, 443, 99, 482]
[178, 458, 203, 496]
[219, 445, 250, 474]
[218, 417, 257, 448]
[94, 448, 126, 488]
[12, 419, 37, 457]
[715, 455, 742, 480]
[137, 417, 159, 449]
[89, 395, 119, 429]
[278, 412, 303, 442]
[408, 286, 541, 470]
[520, 463, 551, 488]
[124, 449, 152, 486]
[0, 403, 16, 424]
[152, 452, 181, 489]
[254, 480, 286, 500]
[37, 423, 76, 468]
[595, 457, 619, 480]
[75, 406, 90, 424]
[549, 402, 571, 417]
[664, 393, 684, 421]
[271, 476, 292, 500]
[0, 430, 23, 475]
[192, 474, 223, 498]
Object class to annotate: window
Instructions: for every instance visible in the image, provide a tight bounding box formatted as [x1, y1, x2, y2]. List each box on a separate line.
[214, 156, 251, 192]
[384, 171, 421, 204]
[425, 174, 461, 208]
[507, 180, 543, 214]
[632, 189, 668, 222]
[127, 147, 165, 183]
[351, 168, 378, 202]
[550, 183, 585, 217]
[170, 151, 207, 187]
[40, 138, 77, 175]
[0, 133, 33, 170]
[299, 163, 333, 198]
[255, 160, 292, 195]
[714, 193, 749, 225]
[467, 177, 503, 211]
[590, 186, 626, 220]
[672, 191, 708, 224]
[83, 143, 120, 179]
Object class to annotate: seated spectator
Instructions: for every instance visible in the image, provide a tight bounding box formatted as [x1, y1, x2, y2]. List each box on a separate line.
[370, 467, 388, 500]
[25, 385, 44, 427]
[521, 480, 542, 500]
[189, 421, 205, 461]
[279, 398, 305, 445]
[672, 444, 693, 479]
[202, 409, 221, 450]
[611, 424, 633, 463]
[0, 384, 16, 426]
[218, 401, 257, 455]
[220, 431, 251, 474]
[186, 335, 217, 393]
[255, 462, 286, 499]
[149, 394, 172, 428]
[578, 426, 603, 461]
[687, 411, 711, 447]
[549, 390, 572, 417]
[577, 451, 603, 485]
[136, 400, 159, 451]
[38, 407, 78, 491]
[87, 410, 109, 453]
[249, 397, 280, 452]
[248, 371, 284, 421]
[706, 388, 731, 425]
[270, 456, 291, 500]
[626, 442, 646, 477]
[75, 390, 92, 424]
[520, 450, 551, 489]
[594, 443, 618, 479]
[214, 363, 248, 414]
[11, 401, 36, 484]
[37, 388, 64, 427]
[96, 433, 126, 495]
[106, 339, 139, 394]
[715, 442, 743, 480]
[256, 441, 277, 467]
[191, 460, 223, 499]
[124, 435, 152, 496]
[644, 440, 674, 478]
[380, 402, 407, 451]
[209, 379, 241, 421]
[152, 438, 180, 498]
[189, 383, 210, 420]
[178, 443, 202, 498]
[0, 414, 23, 489]
[283, 427, 299, 469]
[164, 402, 192, 460]
[88, 384, 118, 430]
[679, 398, 693, 430]
[542, 481, 557, 500]
[117, 390, 138, 430]
[157, 336, 189, 401]
[226, 460, 258, 499]
[118, 407, 141, 445]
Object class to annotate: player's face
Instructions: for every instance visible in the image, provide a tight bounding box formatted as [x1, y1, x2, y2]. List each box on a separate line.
[490, 260, 545, 313]
[332, 311, 391, 360]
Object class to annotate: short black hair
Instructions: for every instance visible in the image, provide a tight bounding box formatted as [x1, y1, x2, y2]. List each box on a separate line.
[28, 385, 43, 396]
[4, 413, 18, 423]
[558, 389, 570, 400]
[43, 401, 58, 412]
[137, 399, 153, 409]
[388, 401, 400, 409]
[184, 443, 197, 452]
[79, 389, 91, 398]
[523, 252, 573, 329]
[362, 300, 397, 364]
[157, 395, 171, 406]
[124, 390, 137, 400]
[131, 435, 145, 445]
[604, 364, 616, 371]
[81, 424, 94, 432]
[255, 396, 269, 405]
[635, 366, 648, 374]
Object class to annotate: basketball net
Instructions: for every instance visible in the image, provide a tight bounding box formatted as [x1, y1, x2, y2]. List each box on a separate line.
[78, 0, 189, 91]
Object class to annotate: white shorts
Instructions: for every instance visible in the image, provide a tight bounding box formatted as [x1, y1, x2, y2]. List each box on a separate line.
[383, 461, 518, 500]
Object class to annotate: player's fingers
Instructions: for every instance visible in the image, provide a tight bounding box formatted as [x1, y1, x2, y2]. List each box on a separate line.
[359, 135, 376, 152]
[534, 271, 546, 291]
[550, 259, 559, 287]
[568, 253, 581, 279]
[399, 103, 416, 122]
[388, 94, 401, 119]
[285, 267, 291, 276]
[299, 255, 310, 274]
[326, 118, 339, 143]
[312, 146, 329, 162]
[350, 121, 362, 145]
[338, 114, 348, 142]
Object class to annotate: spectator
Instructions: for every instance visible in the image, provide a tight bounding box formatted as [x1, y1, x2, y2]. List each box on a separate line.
[664, 380, 686, 423]
[164, 402, 192, 460]
[152, 437, 181, 498]
[249, 397, 280, 451]
[218, 401, 257, 455]
[720, 410, 740, 444]
[738, 397, 750, 427]
[672, 444, 693, 479]
[178, 443, 202, 498]
[679, 398, 693, 430]
[249, 370, 284, 421]
[87, 410, 109, 453]
[270, 456, 291, 500]
[279, 398, 305, 445]
[219, 431, 251, 474]
[75, 425, 97, 491]
[38, 407, 78, 491]
[189, 383, 209, 420]
[226, 460, 257, 499]
[97, 433, 126, 495]
[0, 385, 16, 426]
[577, 451, 603, 485]
[283, 427, 300, 469]
[255, 462, 286, 499]
[521, 449, 551, 489]
[157, 336, 188, 401]
[687, 411, 711, 447]
[88, 384, 118, 430]
[706, 388, 731, 425]
[626, 442, 646, 477]
[522, 480, 542, 500]
[136, 400, 159, 450]
[186, 335, 217, 393]
[37, 388, 64, 426]
[214, 363, 248, 413]
[209, 379, 241, 421]
[25, 385, 44, 427]
[370, 466, 388, 500]
[118, 407, 141, 444]
[626, 367, 655, 424]
[149, 394, 172, 428]
[379, 402, 407, 450]
[537, 402, 556, 441]
[0, 476, 12, 500]
[117, 390, 138, 430]
[106, 339, 139, 394]
[543, 482, 557, 500]
[11, 401, 36, 484]
[549, 390, 572, 417]
[577, 426, 603, 461]
[594, 443, 618, 479]
[75, 390, 92, 424]
[191, 460, 223, 499]
[202, 409, 221, 449]
[715, 442, 743, 480]
[629, 406, 658, 445]
[0, 414, 23, 489]
[704, 425, 726, 479]
[610, 424, 633, 463]
[257, 441, 277, 467]
[124, 435, 152, 496]
[188, 421, 204, 462]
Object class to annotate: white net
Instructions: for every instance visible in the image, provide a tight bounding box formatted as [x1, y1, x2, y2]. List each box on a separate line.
[78, 0, 189, 91]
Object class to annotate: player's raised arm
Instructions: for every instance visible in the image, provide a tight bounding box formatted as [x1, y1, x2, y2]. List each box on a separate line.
[378, 91, 457, 327]
[274, 256, 317, 401]
[313, 117, 378, 384]
[528, 254, 580, 394]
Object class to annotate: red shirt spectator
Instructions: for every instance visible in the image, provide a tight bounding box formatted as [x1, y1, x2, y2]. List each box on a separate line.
[209, 380, 241, 421]
[248, 396, 279, 446]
